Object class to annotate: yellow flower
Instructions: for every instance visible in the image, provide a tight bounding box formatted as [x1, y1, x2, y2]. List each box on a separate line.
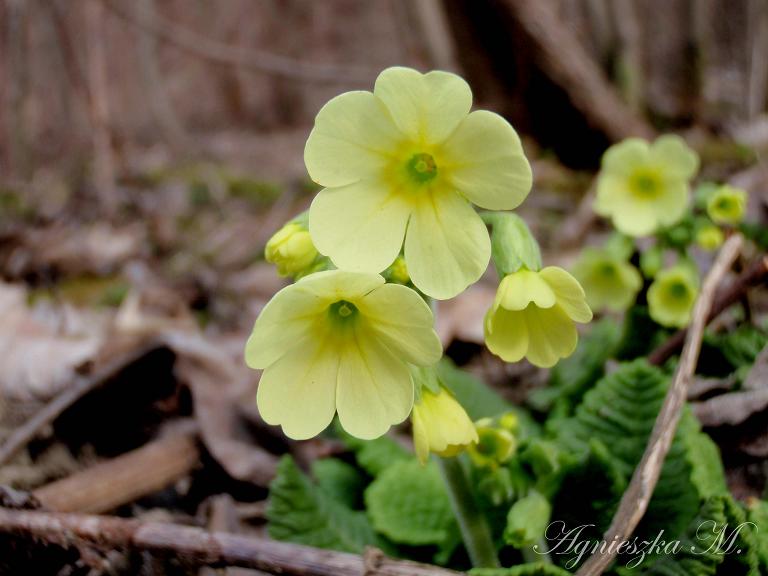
[305, 67, 532, 300]
[695, 224, 724, 251]
[647, 266, 699, 328]
[484, 267, 592, 368]
[572, 248, 642, 312]
[594, 135, 699, 237]
[265, 222, 319, 277]
[411, 385, 478, 464]
[245, 270, 442, 440]
[706, 185, 746, 225]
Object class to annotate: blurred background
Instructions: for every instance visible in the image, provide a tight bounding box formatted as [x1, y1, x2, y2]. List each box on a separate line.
[0, 2, 767, 572]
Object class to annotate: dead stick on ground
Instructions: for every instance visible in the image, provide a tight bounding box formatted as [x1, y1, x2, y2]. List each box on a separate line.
[648, 253, 768, 366]
[0, 342, 162, 467]
[33, 423, 199, 514]
[0, 508, 460, 576]
[576, 234, 744, 576]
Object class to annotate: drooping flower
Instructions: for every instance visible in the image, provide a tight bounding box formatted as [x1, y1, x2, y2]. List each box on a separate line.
[706, 185, 747, 225]
[572, 248, 642, 312]
[245, 270, 442, 440]
[647, 266, 699, 328]
[594, 135, 699, 237]
[484, 267, 592, 368]
[695, 224, 724, 251]
[305, 67, 532, 300]
[265, 221, 319, 277]
[411, 385, 478, 464]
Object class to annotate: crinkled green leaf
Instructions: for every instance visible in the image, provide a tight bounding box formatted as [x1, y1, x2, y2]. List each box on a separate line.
[267, 456, 382, 553]
[551, 360, 727, 566]
[336, 422, 411, 477]
[639, 495, 761, 576]
[365, 459, 458, 547]
[703, 324, 767, 374]
[531, 318, 621, 415]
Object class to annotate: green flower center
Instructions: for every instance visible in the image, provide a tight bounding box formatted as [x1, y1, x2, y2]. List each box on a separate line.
[328, 300, 359, 323]
[716, 198, 733, 212]
[630, 171, 661, 198]
[667, 281, 690, 301]
[406, 153, 438, 184]
[598, 262, 617, 278]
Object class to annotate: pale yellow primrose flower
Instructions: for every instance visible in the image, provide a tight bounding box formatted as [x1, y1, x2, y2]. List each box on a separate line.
[647, 266, 699, 328]
[305, 67, 532, 300]
[572, 248, 642, 312]
[706, 185, 747, 225]
[265, 222, 319, 277]
[245, 270, 442, 440]
[484, 267, 592, 368]
[594, 135, 699, 237]
[411, 386, 478, 464]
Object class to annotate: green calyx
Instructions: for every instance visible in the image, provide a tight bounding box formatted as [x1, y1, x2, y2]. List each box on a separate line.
[406, 153, 438, 184]
[483, 212, 543, 277]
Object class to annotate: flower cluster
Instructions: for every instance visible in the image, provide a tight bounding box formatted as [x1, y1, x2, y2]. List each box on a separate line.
[246, 67, 589, 457]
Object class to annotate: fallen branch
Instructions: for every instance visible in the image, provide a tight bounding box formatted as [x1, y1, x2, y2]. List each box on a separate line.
[0, 341, 163, 467]
[576, 234, 744, 576]
[102, 0, 375, 84]
[648, 253, 768, 366]
[33, 423, 199, 514]
[0, 508, 460, 576]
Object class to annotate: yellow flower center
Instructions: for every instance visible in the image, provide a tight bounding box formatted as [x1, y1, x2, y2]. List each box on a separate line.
[630, 170, 661, 198]
[406, 153, 438, 184]
[598, 262, 617, 278]
[328, 300, 359, 324]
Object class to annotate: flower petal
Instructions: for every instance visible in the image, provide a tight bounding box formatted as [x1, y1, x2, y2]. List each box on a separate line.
[336, 326, 413, 439]
[405, 190, 490, 299]
[484, 308, 529, 363]
[601, 139, 650, 176]
[305, 91, 403, 187]
[440, 110, 532, 210]
[524, 306, 578, 368]
[358, 283, 442, 366]
[256, 332, 339, 440]
[650, 135, 699, 179]
[245, 283, 327, 369]
[374, 67, 471, 144]
[498, 269, 556, 311]
[539, 267, 593, 323]
[309, 179, 412, 273]
[653, 180, 689, 227]
[294, 269, 385, 301]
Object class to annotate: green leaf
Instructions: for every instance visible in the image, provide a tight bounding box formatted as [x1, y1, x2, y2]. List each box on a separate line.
[504, 490, 552, 548]
[365, 459, 458, 547]
[639, 495, 761, 576]
[551, 360, 727, 558]
[312, 458, 365, 509]
[746, 499, 768, 572]
[531, 318, 621, 414]
[267, 456, 382, 553]
[336, 422, 411, 477]
[471, 564, 572, 576]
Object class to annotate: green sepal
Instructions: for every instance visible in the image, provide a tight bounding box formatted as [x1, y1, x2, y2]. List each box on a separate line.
[503, 490, 552, 548]
[483, 212, 543, 276]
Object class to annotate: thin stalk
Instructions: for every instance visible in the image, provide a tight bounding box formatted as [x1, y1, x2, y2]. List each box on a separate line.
[435, 456, 499, 568]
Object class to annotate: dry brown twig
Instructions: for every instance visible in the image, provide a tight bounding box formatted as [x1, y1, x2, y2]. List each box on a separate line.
[0, 508, 460, 576]
[575, 233, 744, 576]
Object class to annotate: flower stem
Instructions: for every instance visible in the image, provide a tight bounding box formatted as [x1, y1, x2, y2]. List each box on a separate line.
[436, 456, 499, 568]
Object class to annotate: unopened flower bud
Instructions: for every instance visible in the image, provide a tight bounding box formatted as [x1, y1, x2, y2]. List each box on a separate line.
[265, 222, 319, 277]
